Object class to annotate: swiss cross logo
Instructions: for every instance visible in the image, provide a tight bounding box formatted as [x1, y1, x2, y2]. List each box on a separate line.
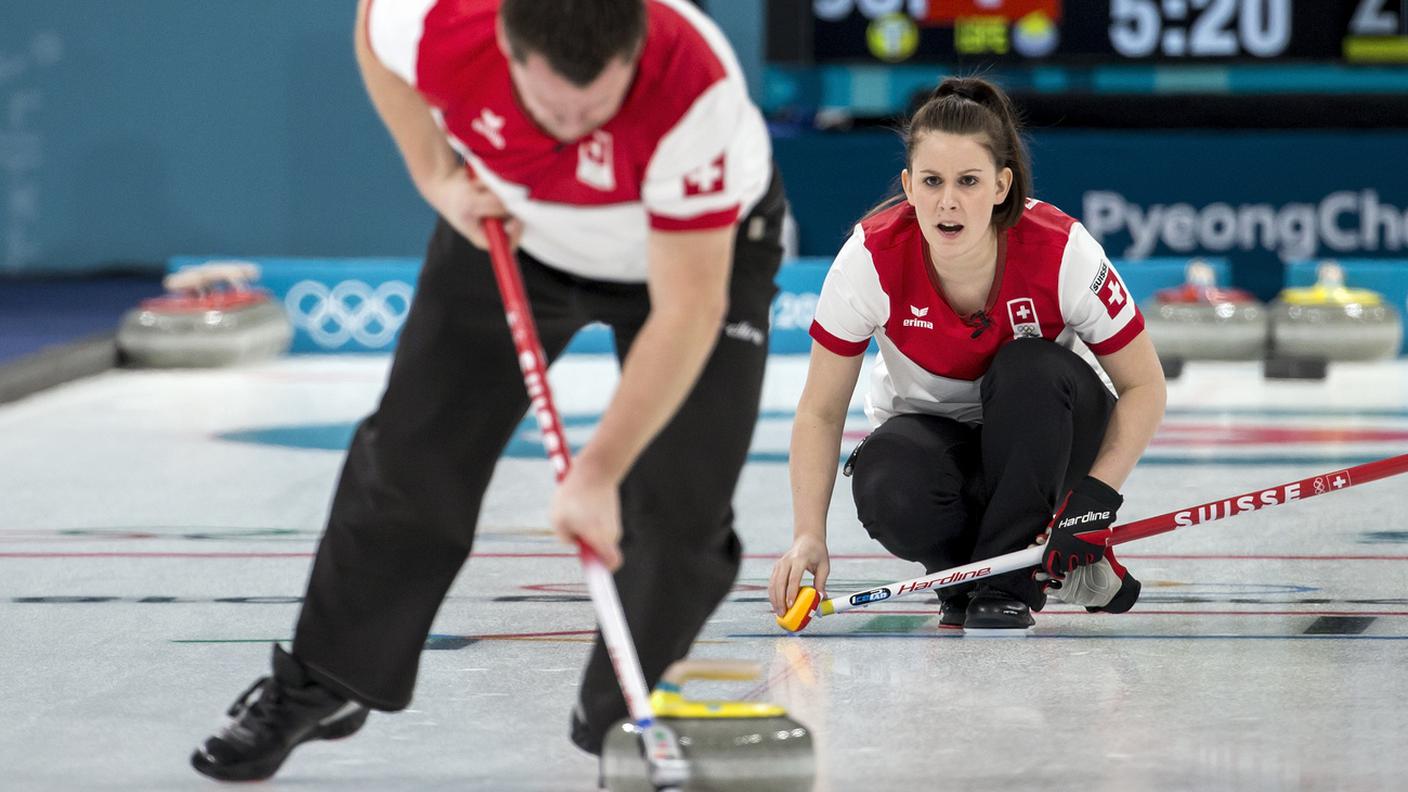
[683, 154, 726, 196]
[1006, 297, 1041, 339]
[1090, 261, 1128, 320]
[576, 130, 615, 192]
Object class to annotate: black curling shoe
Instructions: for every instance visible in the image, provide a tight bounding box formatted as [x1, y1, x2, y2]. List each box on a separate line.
[191, 645, 369, 781]
[963, 590, 1035, 634]
[938, 592, 971, 628]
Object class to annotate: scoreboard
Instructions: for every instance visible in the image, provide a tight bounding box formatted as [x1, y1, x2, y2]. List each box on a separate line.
[788, 0, 1408, 63]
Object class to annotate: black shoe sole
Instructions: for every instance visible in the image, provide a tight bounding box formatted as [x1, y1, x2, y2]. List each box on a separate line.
[191, 745, 294, 783]
[962, 621, 1034, 635]
[190, 707, 369, 781]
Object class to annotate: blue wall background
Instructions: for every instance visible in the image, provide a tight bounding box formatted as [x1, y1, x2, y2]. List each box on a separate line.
[168, 254, 1229, 356]
[3, 2, 1407, 304]
[1, 1, 430, 273]
[774, 130, 1408, 300]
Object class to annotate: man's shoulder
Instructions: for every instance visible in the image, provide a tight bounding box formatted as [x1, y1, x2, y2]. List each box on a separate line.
[645, 2, 731, 64]
[368, 0, 498, 89]
[418, 0, 499, 69]
[629, 0, 736, 118]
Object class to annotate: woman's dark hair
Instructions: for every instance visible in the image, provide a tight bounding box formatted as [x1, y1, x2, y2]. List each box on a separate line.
[501, 0, 646, 87]
[866, 76, 1032, 231]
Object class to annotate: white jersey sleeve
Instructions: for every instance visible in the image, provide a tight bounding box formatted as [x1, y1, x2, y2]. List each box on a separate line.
[640, 0, 770, 230]
[641, 81, 771, 230]
[1057, 223, 1144, 356]
[365, 0, 438, 85]
[809, 226, 890, 356]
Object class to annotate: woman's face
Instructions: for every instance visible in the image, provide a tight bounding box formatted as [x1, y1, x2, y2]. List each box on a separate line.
[902, 131, 1013, 262]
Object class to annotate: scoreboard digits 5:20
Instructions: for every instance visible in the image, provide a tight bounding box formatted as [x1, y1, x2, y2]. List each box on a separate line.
[808, 0, 1408, 63]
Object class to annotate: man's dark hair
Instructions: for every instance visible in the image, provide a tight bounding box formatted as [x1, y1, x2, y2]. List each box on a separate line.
[501, 0, 647, 87]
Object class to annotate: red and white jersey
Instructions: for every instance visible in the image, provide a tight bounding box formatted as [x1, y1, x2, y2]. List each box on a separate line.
[810, 200, 1145, 426]
[366, 0, 771, 282]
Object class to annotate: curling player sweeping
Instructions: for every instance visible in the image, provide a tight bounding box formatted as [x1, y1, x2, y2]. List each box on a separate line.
[189, 1, 811, 789]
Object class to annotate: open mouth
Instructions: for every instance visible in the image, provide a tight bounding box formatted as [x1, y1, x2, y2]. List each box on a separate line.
[937, 223, 964, 237]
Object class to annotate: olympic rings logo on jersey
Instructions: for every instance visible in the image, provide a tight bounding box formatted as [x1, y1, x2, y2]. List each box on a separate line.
[284, 280, 414, 349]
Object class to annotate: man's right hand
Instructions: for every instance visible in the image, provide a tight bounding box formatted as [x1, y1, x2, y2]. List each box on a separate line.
[769, 534, 830, 617]
[424, 169, 523, 251]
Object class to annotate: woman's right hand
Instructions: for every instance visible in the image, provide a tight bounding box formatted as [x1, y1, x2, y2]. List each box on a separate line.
[422, 168, 523, 251]
[769, 534, 831, 617]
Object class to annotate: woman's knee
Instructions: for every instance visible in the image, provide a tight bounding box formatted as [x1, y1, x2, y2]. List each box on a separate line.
[987, 338, 1078, 379]
[981, 340, 1087, 402]
[850, 429, 970, 561]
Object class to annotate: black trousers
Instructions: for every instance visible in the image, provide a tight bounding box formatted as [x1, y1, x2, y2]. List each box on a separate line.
[290, 171, 786, 748]
[849, 340, 1116, 608]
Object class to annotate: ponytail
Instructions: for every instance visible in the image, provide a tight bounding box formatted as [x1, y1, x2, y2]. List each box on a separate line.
[863, 76, 1031, 230]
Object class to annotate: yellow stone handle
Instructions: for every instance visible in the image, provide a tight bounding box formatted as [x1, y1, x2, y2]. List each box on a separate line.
[659, 659, 761, 687]
[651, 660, 786, 719]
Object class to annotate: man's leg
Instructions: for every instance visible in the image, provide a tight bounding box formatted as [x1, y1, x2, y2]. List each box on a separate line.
[292, 224, 585, 708]
[570, 171, 787, 752]
[193, 220, 584, 780]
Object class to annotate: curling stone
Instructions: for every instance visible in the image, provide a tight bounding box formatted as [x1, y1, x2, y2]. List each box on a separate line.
[1142, 260, 1268, 371]
[601, 660, 814, 792]
[1269, 261, 1402, 362]
[118, 261, 293, 367]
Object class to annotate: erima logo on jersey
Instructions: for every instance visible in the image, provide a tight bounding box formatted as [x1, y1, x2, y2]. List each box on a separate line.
[576, 130, 616, 192]
[902, 305, 933, 329]
[470, 108, 506, 150]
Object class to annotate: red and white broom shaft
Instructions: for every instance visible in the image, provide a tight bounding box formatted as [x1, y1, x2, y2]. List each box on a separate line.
[814, 452, 1408, 619]
[482, 218, 658, 727]
[1108, 453, 1408, 544]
